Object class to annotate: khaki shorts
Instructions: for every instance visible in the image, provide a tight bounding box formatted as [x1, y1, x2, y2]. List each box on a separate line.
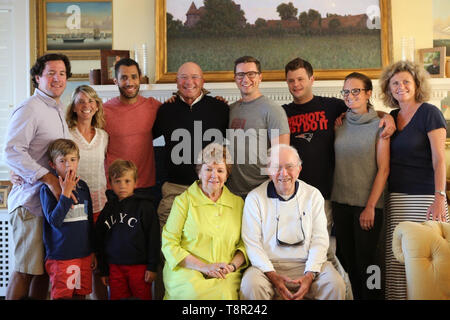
[157, 182, 189, 231]
[9, 207, 45, 275]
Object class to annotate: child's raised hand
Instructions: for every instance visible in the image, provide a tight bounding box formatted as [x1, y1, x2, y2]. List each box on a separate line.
[60, 169, 80, 199]
[144, 270, 157, 283]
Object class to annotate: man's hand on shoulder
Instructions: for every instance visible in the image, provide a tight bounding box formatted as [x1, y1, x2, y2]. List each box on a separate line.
[214, 96, 228, 104]
[164, 94, 177, 104]
[378, 112, 396, 139]
[40, 172, 62, 199]
[335, 112, 346, 129]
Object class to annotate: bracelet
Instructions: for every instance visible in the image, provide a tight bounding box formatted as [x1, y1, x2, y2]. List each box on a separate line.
[435, 190, 446, 197]
[229, 263, 237, 272]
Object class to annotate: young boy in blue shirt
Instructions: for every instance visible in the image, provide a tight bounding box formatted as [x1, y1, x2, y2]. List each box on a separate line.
[40, 139, 96, 300]
[96, 159, 160, 300]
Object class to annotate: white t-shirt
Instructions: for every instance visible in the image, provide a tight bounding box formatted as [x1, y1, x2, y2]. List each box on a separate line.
[70, 127, 109, 213]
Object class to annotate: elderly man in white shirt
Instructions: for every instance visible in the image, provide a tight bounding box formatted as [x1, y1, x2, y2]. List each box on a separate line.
[240, 144, 345, 300]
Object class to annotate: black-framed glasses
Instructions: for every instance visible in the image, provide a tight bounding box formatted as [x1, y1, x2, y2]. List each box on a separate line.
[340, 88, 368, 97]
[234, 71, 260, 80]
[275, 197, 305, 247]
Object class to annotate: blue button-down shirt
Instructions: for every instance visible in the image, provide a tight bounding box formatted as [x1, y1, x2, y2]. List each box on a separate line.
[4, 88, 69, 216]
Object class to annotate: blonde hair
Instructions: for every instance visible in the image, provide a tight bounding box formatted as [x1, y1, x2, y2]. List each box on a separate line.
[379, 60, 430, 108]
[195, 143, 233, 177]
[66, 85, 106, 129]
[47, 139, 80, 162]
[108, 159, 137, 182]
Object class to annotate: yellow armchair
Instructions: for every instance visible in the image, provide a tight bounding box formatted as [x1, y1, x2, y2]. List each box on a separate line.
[392, 221, 450, 300]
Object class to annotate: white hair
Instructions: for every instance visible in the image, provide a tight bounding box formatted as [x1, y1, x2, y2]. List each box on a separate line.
[267, 144, 302, 167]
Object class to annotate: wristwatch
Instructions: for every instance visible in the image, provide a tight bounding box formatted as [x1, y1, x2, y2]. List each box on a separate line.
[435, 190, 446, 197]
[305, 271, 319, 280]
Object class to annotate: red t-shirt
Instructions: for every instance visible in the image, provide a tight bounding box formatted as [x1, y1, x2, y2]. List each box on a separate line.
[104, 95, 161, 188]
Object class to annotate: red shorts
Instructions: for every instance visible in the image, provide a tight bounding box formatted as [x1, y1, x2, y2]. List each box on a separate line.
[45, 255, 93, 299]
[93, 211, 101, 224]
[109, 264, 151, 300]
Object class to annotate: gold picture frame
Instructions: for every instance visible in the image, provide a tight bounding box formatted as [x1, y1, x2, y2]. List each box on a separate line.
[36, 0, 113, 61]
[100, 49, 130, 84]
[418, 47, 447, 78]
[155, 0, 392, 83]
[0, 185, 10, 209]
[446, 57, 450, 78]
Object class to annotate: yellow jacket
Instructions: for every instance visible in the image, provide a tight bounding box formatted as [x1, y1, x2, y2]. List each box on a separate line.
[162, 181, 248, 299]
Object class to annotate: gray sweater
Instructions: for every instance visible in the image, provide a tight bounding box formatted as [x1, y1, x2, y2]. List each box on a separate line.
[331, 108, 384, 208]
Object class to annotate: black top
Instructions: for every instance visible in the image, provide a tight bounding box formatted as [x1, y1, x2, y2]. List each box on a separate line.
[153, 95, 229, 185]
[95, 190, 160, 275]
[388, 103, 446, 194]
[282, 96, 347, 199]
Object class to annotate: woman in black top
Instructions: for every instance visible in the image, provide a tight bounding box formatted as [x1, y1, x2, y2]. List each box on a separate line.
[379, 60, 448, 300]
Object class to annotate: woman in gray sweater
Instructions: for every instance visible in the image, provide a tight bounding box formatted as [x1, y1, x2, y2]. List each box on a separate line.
[331, 72, 390, 300]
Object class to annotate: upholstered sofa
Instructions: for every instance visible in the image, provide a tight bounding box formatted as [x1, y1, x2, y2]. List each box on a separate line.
[392, 221, 450, 300]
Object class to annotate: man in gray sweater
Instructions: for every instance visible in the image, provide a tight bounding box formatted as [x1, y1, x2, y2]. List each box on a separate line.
[227, 56, 290, 198]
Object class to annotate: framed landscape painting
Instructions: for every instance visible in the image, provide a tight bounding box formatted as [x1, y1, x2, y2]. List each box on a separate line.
[156, 0, 392, 82]
[37, 0, 113, 60]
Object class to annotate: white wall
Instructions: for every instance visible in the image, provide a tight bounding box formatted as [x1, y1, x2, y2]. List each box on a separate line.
[0, 0, 30, 180]
[390, 0, 433, 62]
[12, 0, 30, 104]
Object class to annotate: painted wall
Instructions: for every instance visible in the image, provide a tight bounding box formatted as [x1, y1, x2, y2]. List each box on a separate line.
[112, 0, 156, 79]
[391, 0, 433, 61]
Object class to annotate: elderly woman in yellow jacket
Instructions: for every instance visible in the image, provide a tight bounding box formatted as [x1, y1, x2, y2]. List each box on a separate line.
[162, 143, 248, 299]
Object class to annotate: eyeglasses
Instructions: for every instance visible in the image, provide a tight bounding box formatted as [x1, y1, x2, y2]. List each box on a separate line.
[177, 74, 202, 81]
[275, 196, 305, 247]
[340, 88, 368, 97]
[234, 71, 260, 80]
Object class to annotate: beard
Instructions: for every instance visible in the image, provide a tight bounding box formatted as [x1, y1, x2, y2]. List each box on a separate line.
[118, 85, 140, 100]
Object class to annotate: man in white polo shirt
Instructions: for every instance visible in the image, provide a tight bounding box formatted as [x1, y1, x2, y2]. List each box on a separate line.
[240, 144, 345, 300]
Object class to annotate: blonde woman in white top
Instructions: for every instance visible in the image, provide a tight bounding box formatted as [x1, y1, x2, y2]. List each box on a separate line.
[66, 85, 109, 299]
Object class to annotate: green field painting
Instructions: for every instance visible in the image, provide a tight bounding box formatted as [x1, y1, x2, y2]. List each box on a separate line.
[167, 34, 381, 72]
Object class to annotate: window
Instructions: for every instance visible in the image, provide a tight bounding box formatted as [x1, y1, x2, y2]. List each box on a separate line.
[0, 8, 13, 180]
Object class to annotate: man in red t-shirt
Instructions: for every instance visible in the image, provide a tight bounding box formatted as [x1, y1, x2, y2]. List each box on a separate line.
[103, 58, 161, 192]
[102, 58, 162, 300]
